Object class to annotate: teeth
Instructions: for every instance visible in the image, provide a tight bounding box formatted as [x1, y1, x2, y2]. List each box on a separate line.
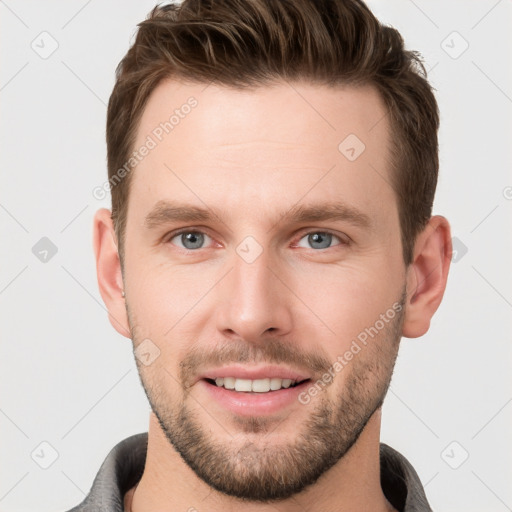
[212, 377, 298, 392]
[281, 379, 292, 388]
[270, 378, 282, 390]
[234, 379, 252, 392]
[223, 377, 235, 390]
[252, 378, 270, 392]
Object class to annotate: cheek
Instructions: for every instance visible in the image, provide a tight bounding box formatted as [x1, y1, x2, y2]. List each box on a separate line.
[290, 261, 399, 345]
[127, 257, 215, 338]
[136, 359, 183, 408]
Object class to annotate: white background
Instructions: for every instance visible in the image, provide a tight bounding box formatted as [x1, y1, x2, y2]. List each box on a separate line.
[1, 1, 511, 511]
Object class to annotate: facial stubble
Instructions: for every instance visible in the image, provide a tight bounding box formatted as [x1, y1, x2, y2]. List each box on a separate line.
[127, 290, 405, 503]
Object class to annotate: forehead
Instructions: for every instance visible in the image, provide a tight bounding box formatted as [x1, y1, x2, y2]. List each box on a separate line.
[136, 78, 389, 150]
[129, 78, 395, 226]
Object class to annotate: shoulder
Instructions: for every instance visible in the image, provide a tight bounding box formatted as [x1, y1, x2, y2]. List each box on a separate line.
[64, 433, 148, 512]
[380, 443, 433, 512]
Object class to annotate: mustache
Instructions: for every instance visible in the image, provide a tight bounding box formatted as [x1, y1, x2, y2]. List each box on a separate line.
[178, 338, 332, 387]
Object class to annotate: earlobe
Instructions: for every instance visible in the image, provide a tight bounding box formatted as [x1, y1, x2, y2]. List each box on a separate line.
[93, 208, 131, 338]
[402, 215, 452, 338]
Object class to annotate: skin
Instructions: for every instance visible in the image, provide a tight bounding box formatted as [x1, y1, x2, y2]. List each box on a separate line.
[94, 79, 452, 512]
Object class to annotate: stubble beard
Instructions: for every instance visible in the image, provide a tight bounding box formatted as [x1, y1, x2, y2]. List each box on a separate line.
[128, 291, 405, 502]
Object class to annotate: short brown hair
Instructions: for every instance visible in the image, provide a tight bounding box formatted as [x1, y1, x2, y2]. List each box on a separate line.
[106, 0, 439, 265]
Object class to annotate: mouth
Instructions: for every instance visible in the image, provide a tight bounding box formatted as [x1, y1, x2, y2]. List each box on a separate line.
[195, 364, 315, 415]
[203, 377, 311, 393]
[198, 372, 314, 416]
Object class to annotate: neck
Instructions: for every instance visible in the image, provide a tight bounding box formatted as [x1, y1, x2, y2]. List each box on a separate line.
[126, 410, 395, 512]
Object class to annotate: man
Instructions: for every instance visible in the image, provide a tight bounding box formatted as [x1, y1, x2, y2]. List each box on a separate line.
[70, 0, 452, 510]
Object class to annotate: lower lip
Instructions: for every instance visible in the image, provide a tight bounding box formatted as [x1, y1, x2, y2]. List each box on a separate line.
[199, 379, 311, 416]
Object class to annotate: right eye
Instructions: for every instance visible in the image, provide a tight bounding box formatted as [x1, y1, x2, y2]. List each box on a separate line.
[168, 230, 214, 250]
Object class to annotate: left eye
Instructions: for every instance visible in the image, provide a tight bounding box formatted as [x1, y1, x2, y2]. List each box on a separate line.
[296, 232, 343, 250]
[170, 231, 213, 250]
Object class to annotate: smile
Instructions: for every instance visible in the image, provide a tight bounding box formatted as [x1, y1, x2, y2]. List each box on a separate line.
[206, 377, 309, 393]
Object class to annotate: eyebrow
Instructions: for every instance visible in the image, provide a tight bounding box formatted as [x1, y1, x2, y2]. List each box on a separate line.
[144, 199, 372, 231]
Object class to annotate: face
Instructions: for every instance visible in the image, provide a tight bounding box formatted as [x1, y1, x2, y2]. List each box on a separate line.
[122, 79, 407, 501]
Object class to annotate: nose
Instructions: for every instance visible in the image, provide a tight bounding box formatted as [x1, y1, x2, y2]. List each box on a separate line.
[214, 248, 293, 342]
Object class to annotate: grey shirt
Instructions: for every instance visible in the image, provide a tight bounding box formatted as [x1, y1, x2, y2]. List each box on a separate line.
[66, 433, 433, 512]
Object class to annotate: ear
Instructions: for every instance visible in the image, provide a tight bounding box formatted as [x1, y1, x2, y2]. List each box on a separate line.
[402, 215, 452, 338]
[92, 208, 131, 338]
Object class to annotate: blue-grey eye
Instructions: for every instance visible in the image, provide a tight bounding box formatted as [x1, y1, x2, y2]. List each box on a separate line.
[297, 232, 340, 249]
[171, 231, 210, 250]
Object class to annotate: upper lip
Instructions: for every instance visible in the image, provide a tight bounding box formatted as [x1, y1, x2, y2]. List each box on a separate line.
[196, 365, 312, 384]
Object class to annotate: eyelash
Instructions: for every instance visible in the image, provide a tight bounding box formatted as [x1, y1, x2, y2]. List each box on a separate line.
[164, 228, 349, 251]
